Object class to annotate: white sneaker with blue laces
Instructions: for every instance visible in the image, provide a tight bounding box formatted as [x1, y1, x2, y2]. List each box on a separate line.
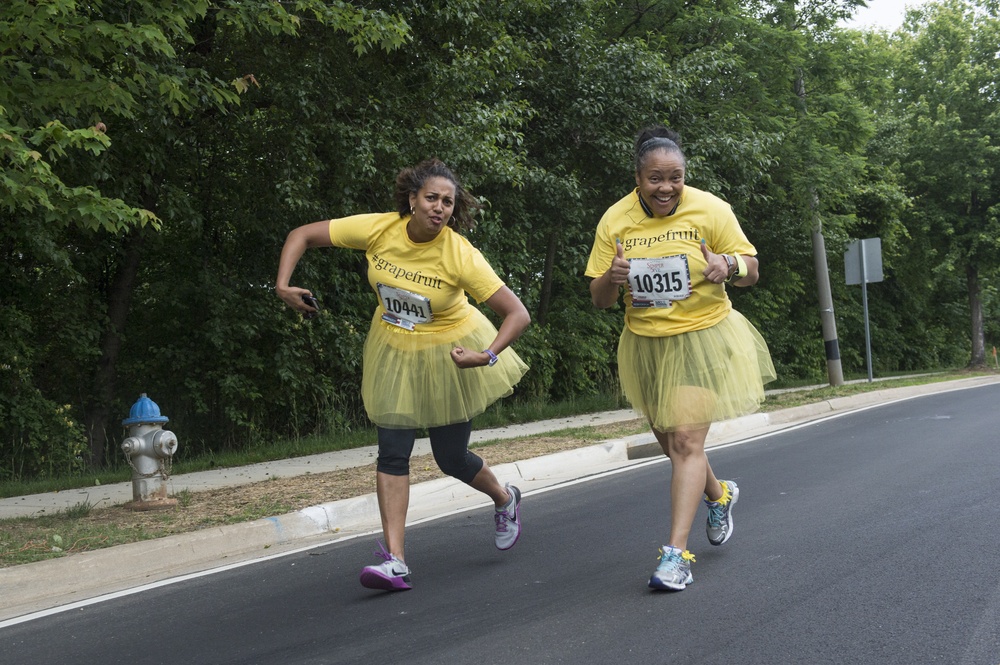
[705, 480, 739, 546]
[648, 545, 696, 591]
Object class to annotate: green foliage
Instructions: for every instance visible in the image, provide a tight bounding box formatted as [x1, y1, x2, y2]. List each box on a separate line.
[889, 0, 1000, 366]
[0, 0, 415, 475]
[0, 364, 88, 481]
[3, 0, 997, 480]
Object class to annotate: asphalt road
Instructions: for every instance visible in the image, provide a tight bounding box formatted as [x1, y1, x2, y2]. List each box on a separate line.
[3, 384, 999, 665]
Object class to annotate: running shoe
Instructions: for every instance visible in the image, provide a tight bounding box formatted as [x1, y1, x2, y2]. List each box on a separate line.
[494, 483, 522, 550]
[359, 541, 412, 591]
[648, 545, 696, 591]
[705, 479, 739, 546]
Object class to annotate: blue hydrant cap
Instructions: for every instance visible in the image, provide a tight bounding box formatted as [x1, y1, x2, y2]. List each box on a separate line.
[122, 393, 169, 425]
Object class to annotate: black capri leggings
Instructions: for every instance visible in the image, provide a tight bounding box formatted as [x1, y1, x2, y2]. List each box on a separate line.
[376, 420, 484, 485]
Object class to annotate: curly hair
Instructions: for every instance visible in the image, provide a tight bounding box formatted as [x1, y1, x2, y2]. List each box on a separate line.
[634, 125, 686, 174]
[394, 159, 481, 232]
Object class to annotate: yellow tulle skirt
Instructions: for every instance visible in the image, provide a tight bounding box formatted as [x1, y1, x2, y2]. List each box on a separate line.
[361, 308, 529, 429]
[618, 309, 776, 432]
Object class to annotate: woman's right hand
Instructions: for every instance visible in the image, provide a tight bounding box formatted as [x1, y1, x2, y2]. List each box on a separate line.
[590, 239, 630, 308]
[276, 285, 316, 315]
[607, 239, 630, 285]
[275, 221, 333, 315]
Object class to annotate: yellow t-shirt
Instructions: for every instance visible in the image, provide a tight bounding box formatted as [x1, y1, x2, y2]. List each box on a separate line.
[585, 186, 756, 337]
[328, 212, 504, 334]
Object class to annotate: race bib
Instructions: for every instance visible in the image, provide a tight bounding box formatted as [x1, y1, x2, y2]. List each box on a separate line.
[627, 255, 692, 308]
[378, 283, 433, 330]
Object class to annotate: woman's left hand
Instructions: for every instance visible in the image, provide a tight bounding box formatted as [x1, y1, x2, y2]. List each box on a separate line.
[700, 240, 730, 284]
[450, 346, 490, 369]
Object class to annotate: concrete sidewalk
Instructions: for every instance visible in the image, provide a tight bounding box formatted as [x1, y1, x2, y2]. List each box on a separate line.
[2, 374, 997, 623]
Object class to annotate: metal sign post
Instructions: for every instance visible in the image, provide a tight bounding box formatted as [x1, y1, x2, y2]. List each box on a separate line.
[845, 238, 883, 383]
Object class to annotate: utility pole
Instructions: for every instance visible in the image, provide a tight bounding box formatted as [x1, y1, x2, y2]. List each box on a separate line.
[796, 69, 844, 386]
[811, 200, 844, 386]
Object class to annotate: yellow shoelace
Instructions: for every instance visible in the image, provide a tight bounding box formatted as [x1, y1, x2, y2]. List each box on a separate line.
[657, 547, 696, 563]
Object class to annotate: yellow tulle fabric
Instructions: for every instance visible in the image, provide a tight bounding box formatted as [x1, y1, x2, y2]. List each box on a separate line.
[361, 308, 528, 429]
[618, 309, 775, 431]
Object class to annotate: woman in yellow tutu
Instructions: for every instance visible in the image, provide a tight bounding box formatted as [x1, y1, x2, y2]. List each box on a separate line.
[276, 159, 530, 592]
[586, 126, 775, 591]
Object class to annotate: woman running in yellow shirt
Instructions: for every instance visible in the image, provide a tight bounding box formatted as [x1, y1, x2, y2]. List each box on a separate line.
[586, 126, 775, 591]
[277, 159, 530, 591]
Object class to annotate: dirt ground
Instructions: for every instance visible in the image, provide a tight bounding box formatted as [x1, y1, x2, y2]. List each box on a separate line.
[56, 419, 650, 542]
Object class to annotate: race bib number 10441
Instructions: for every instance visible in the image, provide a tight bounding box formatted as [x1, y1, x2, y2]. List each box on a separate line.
[627, 255, 692, 308]
[378, 283, 433, 330]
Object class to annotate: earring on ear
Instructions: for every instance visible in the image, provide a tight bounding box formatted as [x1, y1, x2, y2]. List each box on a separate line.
[410, 206, 415, 215]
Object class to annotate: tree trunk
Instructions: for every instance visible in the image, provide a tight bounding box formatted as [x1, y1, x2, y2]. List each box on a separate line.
[966, 263, 986, 368]
[83, 228, 146, 467]
[535, 229, 557, 327]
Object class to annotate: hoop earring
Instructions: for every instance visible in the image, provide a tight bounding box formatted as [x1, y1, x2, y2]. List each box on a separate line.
[410, 206, 415, 215]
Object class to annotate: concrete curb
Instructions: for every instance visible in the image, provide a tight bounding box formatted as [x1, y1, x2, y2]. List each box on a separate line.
[2, 374, 998, 622]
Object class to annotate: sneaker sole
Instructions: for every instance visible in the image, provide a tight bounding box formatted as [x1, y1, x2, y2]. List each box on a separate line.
[708, 483, 739, 546]
[359, 570, 412, 591]
[648, 574, 693, 591]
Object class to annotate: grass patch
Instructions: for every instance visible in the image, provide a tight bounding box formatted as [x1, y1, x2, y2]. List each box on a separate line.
[471, 392, 630, 429]
[0, 471, 133, 500]
[470, 419, 650, 449]
[221, 497, 296, 525]
[759, 370, 987, 411]
[0, 515, 160, 567]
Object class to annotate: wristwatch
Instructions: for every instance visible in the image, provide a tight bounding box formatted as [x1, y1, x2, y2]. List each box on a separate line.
[483, 350, 499, 367]
[723, 254, 735, 279]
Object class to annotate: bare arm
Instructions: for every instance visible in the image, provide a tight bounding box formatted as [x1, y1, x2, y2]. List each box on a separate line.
[450, 286, 531, 368]
[590, 241, 630, 309]
[275, 221, 334, 314]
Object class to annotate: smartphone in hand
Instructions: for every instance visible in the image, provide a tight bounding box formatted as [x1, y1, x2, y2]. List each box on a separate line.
[301, 294, 320, 319]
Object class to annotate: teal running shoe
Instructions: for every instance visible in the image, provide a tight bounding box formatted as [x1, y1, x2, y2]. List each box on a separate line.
[648, 545, 695, 591]
[705, 480, 739, 546]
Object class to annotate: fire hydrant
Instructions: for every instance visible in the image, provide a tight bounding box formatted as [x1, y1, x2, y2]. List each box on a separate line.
[121, 393, 178, 511]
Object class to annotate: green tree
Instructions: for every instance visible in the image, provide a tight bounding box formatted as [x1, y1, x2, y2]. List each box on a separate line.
[604, 0, 893, 382]
[891, 0, 1000, 367]
[0, 0, 408, 471]
[5, 0, 988, 483]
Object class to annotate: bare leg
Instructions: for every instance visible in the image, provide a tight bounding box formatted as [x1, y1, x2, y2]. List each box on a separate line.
[652, 386, 723, 551]
[468, 461, 512, 507]
[654, 425, 712, 551]
[376, 472, 410, 561]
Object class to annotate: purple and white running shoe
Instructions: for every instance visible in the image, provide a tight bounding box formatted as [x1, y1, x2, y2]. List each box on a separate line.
[359, 541, 412, 591]
[494, 483, 522, 550]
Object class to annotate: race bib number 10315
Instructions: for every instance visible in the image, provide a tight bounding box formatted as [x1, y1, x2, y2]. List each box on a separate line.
[627, 255, 692, 308]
